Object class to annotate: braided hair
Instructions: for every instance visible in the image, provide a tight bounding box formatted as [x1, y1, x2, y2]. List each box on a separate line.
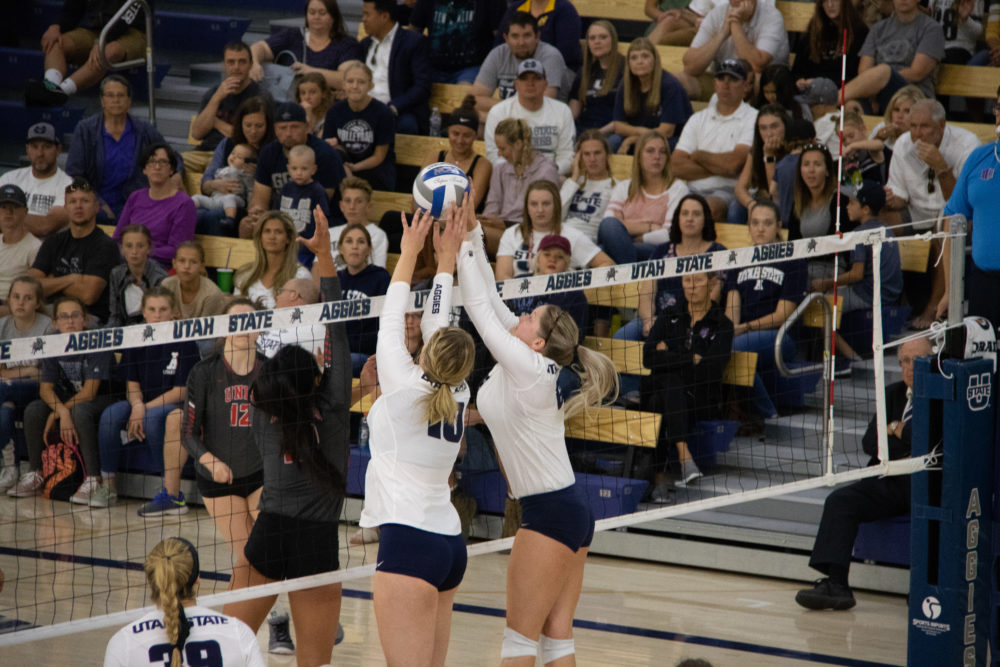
[144, 537, 200, 667]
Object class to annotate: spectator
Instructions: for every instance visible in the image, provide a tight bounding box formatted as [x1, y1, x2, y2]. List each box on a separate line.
[199, 97, 275, 237]
[191, 42, 269, 154]
[246, 102, 345, 238]
[484, 59, 576, 175]
[926, 0, 983, 64]
[786, 143, 851, 270]
[774, 118, 817, 224]
[680, 0, 790, 98]
[672, 59, 757, 222]
[249, 0, 362, 96]
[95, 288, 200, 508]
[795, 337, 932, 610]
[324, 60, 397, 190]
[329, 177, 389, 268]
[0, 123, 72, 237]
[107, 225, 168, 328]
[471, 12, 568, 115]
[507, 234, 590, 334]
[841, 112, 889, 185]
[599, 132, 691, 264]
[561, 130, 617, 244]
[643, 271, 733, 497]
[7, 296, 115, 502]
[0, 186, 42, 308]
[802, 78, 842, 156]
[733, 105, 790, 225]
[234, 212, 313, 309]
[612, 38, 693, 154]
[645, 0, 724, 47]
[725, 199, 806, 425]
[495, 180, 612, 280]
[113, 143, 197, 269]
[842, 0, 944, 111]
[494, 0, 582, 73]
[422, 98, 492, 210]
[25, 0, 147, 106]
[408, 0, 506, 84]
[360, 0, 431, 135]
[884, 99, 979, 327]
[65, 76, 177, 221]
[570, 20, 625, 136]
[791, 0, 869, 86]
[0, 277, 51, 493]
[192, 143, 258, 229]
[868, 84, 924, 151]
[279, 144, 332, 269]
[481, 118, 561, 250]
[757, 64, 810, 121]
[294, 72, 335, 136]
[337, 223, 391, 373]
[160, 241, 227, 321]
[28, 179, 120, 323]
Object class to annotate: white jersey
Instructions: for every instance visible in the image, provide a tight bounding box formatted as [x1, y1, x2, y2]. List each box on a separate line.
[361, 275, 469, 534]
[103, 604, 264, 667]
[457, 225, 576, 498]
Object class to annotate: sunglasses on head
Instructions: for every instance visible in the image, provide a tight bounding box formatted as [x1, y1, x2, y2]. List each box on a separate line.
[65, 179, 93, 194]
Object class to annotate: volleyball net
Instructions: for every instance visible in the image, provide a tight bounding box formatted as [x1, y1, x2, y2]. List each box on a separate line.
[0, 221, 965, 647]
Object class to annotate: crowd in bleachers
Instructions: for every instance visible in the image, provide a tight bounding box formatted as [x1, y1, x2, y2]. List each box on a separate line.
[0, 0, 996, 510]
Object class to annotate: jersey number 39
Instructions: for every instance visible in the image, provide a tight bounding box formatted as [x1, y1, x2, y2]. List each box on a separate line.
[427, 403, 465, 443]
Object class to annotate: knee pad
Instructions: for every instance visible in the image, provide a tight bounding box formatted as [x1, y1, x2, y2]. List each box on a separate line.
[500, 627, 538, 659]
[540, 634, 575, 663]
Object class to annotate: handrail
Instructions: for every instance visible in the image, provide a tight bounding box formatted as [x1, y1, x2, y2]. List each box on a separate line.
[97, 0, 155, 124]
[775, 292, 832, 444]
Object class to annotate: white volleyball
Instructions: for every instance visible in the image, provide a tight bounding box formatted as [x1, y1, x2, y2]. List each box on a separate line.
[412, 162, 471, 218]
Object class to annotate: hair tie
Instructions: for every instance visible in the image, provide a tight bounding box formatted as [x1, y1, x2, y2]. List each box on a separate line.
[175, 602, 191, 657]
[421, 372, 443, 389]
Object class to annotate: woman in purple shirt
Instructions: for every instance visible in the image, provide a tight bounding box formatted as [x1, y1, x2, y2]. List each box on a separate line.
[113, 143, 196, 269]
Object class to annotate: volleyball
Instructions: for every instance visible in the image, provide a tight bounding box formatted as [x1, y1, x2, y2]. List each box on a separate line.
[412, 162, 471, 218]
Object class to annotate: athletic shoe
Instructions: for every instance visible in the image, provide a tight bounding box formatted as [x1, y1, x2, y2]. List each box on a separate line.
[137, 489, 190, 517]
[7, 470, 43, 497]
[335, 623, 344, 645]
[349, 526, 380, 546]
[649, 482, 673, 504]
[89, 483, 118, 508]
[25, 79, 69, 107]
[70, 477, 101, 504]
[674, 470, 703, 489]
[0, 446, 18, 494]
[267, 612, 295, 655]
[795, 578, 857, 610]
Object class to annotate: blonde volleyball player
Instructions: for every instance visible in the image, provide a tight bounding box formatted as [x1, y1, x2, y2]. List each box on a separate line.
[455, 194, 619, 666]
[103, 537, 264, 667]
[361, 206, 476, 666]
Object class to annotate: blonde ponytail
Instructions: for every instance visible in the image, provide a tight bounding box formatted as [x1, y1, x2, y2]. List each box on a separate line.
[144, 538, 199, 667]
[420, 327, 476, 427]
[538, 306, 620, 417]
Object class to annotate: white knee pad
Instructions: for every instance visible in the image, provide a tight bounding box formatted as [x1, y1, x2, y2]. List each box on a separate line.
[540, 634, 575, 663]
[501, 627, 539, 659]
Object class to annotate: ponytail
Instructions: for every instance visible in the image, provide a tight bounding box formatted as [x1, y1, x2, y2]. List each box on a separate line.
[538, 306, 620, 417]
[419, 327, 476, 427]
[144, 538, 199, 667]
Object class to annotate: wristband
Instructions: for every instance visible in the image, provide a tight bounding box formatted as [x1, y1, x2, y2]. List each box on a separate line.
[763, 155, 776, 164]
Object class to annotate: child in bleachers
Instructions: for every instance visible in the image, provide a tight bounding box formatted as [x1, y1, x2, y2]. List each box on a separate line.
[278, 144, 331, 268]
[160, 241, 227, 321]
[328, 177, 388, 269]
[295, 72, 335, 136]
[107, 225, 168, 328]
[95, 288, 200, 508]
[191, 143, 258, 228]
[507, 234, 589, 335]
[841, 112, 889, 185]
[337, 223, 390, 375]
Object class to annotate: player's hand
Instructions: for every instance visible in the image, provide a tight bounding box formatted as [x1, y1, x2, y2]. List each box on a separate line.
[200, 453, 233, 484]
[298, 205, 332, 257]
[401, 209, 434, 257]
[360, 355, 378, 394]
[435, 198, 467, 258]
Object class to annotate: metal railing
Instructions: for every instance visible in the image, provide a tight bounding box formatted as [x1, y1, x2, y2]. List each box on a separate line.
[97, 0, 155, 124]
[774, 291, 833, 443]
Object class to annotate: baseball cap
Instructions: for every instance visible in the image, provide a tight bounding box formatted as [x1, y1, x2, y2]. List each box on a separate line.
[538, 234, 571, 255]
[0, 184, 28, 208]
[517, 59, 546, 79]
[842, 180, 886, 214]
[27, 122, 59, 144]
[275, 102, 307, 123]
[714, 59, 747, 81]
[803, 78, 839, 107]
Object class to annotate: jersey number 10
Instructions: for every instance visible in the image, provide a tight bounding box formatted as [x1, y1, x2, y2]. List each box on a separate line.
[427, 403, 466, 443]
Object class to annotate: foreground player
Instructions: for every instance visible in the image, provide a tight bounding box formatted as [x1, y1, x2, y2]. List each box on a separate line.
[362, 207, 476, 666]
[456, 194, 619, 666]
[104, 537, 264, 667]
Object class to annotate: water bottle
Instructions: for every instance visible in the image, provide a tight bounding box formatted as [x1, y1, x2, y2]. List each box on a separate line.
[358, 413, 370, 452]
[429, 107, 442, 137]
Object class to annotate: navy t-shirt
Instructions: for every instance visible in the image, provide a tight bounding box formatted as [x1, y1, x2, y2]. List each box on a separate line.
[42, 351, 113, 401]
[324, 98, 397, 191]
[612, 73, 693, 150]
[122, 341, 200, 402]
[570, 63, 622, 132]
[850, 219, 903, 305]
[279, 179, 331, 268]
[728, 258, 807, 323]
[339, 264, 391, 355]
[255, 135, 346, 206]
[650, 241, 728, 313]
[264, 29, 362, 72]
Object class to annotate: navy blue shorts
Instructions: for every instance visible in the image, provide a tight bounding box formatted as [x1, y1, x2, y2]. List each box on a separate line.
[376, 524, 467, 591]
[519, 484, 594, 552]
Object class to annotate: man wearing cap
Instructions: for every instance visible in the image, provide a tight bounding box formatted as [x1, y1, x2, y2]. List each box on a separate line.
[0, 185, 42, 313]
[679, 0, 790, 98]
[0, 123, 73, 237]
[483, 59, 576, 175]
[801, 78, 843, 156]
[672, 59, 758, 222]
[243, 102, 345, 238]
[471, 11, 568, 117]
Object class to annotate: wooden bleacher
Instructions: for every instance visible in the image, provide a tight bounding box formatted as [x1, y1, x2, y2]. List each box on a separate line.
[100, 225, 255, 269]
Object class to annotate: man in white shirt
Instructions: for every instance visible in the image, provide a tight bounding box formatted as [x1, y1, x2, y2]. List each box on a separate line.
[672, 59, 758, 221]
[484, 59, 576, 175]
[0, 123, 72, 237]
[0, 185, 42, 314]
[680, 0, 790, 98]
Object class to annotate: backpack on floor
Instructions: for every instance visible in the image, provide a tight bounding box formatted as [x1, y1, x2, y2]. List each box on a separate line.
[40, 440, 84, 501]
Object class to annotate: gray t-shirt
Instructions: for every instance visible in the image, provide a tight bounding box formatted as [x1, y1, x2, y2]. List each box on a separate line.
[0, 314, 52, 370]
[859, 13, 945, 97]
[691, 1, 790, 66]
[475, 42, 568, 100]
[799, 203, 831, 239]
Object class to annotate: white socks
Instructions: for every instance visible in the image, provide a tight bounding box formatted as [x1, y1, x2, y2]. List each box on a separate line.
[44, 69, 63, 85]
